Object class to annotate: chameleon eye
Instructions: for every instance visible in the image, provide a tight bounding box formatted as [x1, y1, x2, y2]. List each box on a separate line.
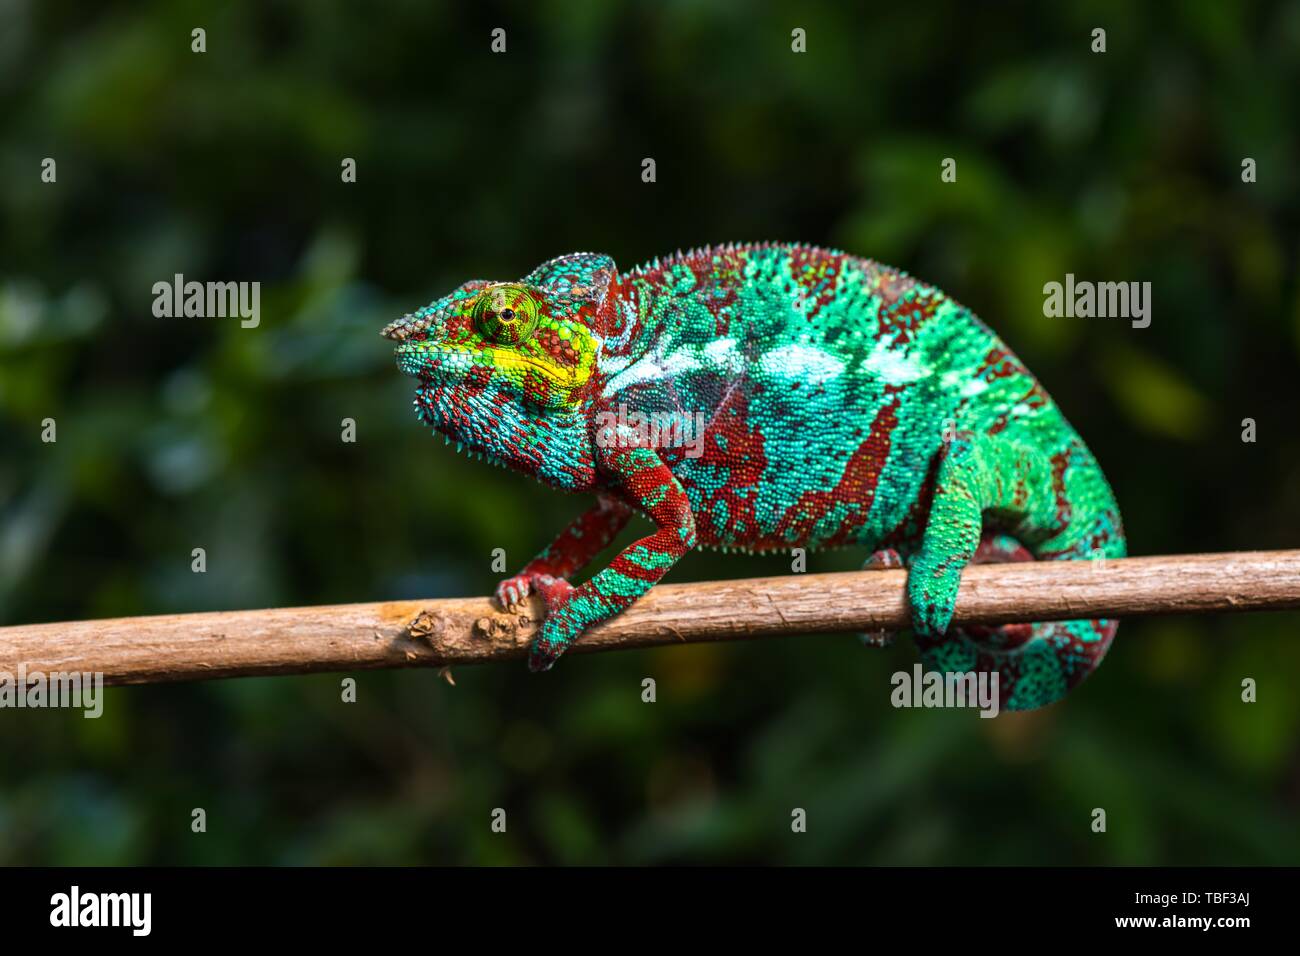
[473, 285, 539, 345]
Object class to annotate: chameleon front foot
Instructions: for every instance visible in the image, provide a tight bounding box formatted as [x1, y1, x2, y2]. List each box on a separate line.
[495, 572, 568, 610]
[517, 577, 581, 672]
[493, 572, 583, 671]
[527, 609, 584, 672]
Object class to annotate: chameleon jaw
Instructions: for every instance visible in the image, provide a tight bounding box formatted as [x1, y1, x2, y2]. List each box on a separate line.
[395, 342, 590, 393]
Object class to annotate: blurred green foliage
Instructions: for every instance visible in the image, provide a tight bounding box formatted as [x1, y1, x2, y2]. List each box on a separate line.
[1, 0, 1299, 865]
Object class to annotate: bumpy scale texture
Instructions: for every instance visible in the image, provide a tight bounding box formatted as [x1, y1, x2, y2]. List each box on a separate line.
[383, 245, 1126, 711]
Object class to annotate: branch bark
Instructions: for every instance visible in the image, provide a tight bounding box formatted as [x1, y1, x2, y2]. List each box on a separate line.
[2, 550, 1298, 686]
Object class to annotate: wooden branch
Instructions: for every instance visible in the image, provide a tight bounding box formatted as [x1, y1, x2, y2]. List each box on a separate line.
[1, 551, 1298, 687]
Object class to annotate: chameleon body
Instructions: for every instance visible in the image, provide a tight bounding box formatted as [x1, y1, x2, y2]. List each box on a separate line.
[383, 244, 1125, 710]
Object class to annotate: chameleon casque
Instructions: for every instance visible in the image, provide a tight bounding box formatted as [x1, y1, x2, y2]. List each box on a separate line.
[382, 244, 1125, 711]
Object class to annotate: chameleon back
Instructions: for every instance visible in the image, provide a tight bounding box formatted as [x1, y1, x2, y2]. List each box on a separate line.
[604, 245, 1125, 708]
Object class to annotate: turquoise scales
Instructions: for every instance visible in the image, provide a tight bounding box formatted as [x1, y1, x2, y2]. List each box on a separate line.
[383, 244, 1126, 710]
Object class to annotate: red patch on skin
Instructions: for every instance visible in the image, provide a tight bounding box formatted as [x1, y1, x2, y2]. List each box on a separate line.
[975, 346, 1032, 384]
[587, 279, 623, 339]
[1047, 448, 1074, 540]
[607, 549, 670, 584]
[604, 285, 649, 359]
[771, 393, 901, 547]
[683, 391, 771, 547]
[534, 327, 581, 366]
[522, 370, 552, 405]
[443, 312, 476, 337]
[463, 364, 493, 395]
[670, 249, 744, 337]
[875, 268, 916, 307]
[876, 287, 942, 346]
[786, 246, 846, 322]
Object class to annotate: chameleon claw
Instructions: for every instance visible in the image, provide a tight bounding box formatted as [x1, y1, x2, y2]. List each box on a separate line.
[527, 639, 560, 673]
[494, 576, 530, 611]
[495, 573, 572, 612]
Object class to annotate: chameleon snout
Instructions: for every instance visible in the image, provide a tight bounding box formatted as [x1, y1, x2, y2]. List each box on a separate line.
[381, 312, 435, 342]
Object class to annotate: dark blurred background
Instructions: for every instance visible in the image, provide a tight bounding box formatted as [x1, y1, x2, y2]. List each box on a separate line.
[2, 0, 1299, 864]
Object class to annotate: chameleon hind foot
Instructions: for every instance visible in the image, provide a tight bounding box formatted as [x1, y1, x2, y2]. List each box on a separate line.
[907, 433, 1058, 638]
[857, 548, 906, 648]
[910, 532, 1037, 678]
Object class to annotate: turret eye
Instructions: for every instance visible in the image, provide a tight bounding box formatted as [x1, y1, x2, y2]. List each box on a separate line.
[472, 285, 538, 345]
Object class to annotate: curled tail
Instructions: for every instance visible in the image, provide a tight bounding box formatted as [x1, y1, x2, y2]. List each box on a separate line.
[906, 433, 1126, 711]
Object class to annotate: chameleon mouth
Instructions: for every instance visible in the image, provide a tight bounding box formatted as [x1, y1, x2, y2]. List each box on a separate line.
[395, 342, 586, 390]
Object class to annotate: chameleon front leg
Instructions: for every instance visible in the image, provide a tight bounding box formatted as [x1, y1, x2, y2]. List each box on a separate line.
[526, 444, 696, 672]
[495, 495, 631, 608]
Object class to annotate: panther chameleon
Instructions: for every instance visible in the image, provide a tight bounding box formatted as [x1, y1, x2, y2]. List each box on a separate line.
[382, 244, 1125, 711]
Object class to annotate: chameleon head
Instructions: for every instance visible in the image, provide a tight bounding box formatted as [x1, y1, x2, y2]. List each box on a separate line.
[382, 254, 620, 489]
[385, 281, 598, 404]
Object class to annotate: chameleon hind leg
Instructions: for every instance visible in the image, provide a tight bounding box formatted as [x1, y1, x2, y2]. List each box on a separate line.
[906, 433, 1063, 705]
[908, 433, 1061, 638]
[908, 433, 1124, 709]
